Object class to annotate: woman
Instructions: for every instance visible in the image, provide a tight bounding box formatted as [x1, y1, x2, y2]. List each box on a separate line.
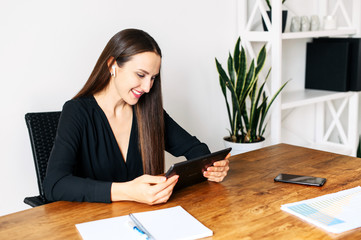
[43, 29, 229, 205]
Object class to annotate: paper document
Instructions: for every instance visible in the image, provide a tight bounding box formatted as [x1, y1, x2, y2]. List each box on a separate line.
[281, 186, 361, 233]
[76, 205, 213, 240]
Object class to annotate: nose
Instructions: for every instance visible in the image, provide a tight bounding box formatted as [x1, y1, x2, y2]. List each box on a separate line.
[141, 78, 153, 93]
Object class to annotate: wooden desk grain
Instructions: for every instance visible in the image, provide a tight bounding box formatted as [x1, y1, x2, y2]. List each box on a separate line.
[1, 144, 361, 240]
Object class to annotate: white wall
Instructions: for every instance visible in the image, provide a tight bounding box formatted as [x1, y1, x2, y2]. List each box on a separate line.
[0, 0, 237, 216]
[2, 0, 360, 217]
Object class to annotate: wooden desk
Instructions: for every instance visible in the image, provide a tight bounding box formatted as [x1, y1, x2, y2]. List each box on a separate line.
[1, 144, 361, 239]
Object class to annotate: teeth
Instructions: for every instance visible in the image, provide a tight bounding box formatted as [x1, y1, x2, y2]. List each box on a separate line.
[132, 89, 142, 95]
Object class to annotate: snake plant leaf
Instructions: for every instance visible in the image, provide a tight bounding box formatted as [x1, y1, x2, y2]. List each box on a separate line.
[233, 37, 241, 75]
[227, 53, 235, 86]
[259, 80, 289, 135]
[215, 58, 228, 97]
[216, 58, 243, 138]
[215, 59, 233, 131]
[236, 60, 255, 131]
[254, 68, 271, 137]
[264, 80, 288, 117]
[255, 78, 267, 112]
[254, 68, 271, 111]
[224, 57, 240, 125]
[258, 92, 268, 136]
[248, 110, 258, 142]
[249, 75, 267, 136]
[236, 45, 247, 99]
[248, 79, 258, 132]
[240, 104, 249, 135]
[252, 112, 261, 141]
[261, 122, 268, 137]
[242, 60, 255, 100]
[256, 97, 268, 138]
[254, 45, 266, 81]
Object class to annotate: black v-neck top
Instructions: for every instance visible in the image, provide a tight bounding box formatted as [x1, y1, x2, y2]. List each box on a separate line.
[43, 96, 210, 203]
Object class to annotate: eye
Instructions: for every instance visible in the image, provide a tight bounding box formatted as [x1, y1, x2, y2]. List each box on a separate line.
[137, 73, 145, 78]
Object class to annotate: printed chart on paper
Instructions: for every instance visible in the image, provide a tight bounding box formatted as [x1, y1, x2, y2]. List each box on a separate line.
[281, 186, 361, 233]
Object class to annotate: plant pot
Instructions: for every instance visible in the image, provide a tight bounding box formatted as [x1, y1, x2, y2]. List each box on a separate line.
[223, 137, 265, 156]
[262, 10, 288, 33]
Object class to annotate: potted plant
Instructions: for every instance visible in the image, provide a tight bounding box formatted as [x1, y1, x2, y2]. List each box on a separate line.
[215, 37, 287, 155]
[262, 0, 288, 33]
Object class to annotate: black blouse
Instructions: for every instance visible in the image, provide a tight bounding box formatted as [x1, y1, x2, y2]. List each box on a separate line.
[43, 96, 210, 203]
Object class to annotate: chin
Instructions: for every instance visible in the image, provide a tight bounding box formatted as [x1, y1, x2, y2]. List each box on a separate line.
[126, 98, 140, 106]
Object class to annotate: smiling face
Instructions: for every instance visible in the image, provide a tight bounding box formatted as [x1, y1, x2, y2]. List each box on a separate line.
[110, 51, 161, 105]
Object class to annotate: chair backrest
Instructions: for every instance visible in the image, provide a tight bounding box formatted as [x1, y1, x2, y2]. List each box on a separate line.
[25, 111, 61, 201]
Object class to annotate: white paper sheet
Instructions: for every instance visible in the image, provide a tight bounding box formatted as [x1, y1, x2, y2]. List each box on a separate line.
[76, 206, 212, 240]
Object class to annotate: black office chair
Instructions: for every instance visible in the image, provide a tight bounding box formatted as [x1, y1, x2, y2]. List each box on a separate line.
[24, 111, 61, 207]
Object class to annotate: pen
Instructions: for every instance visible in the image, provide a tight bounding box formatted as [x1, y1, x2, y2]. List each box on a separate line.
[128, 221, 148, 240]
[128, 213, 154, 240]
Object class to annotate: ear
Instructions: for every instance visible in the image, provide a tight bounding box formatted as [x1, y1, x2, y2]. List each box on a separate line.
[106, 56, 116, 75]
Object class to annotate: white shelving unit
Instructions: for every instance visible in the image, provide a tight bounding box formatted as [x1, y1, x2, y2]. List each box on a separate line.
[239, 0, 360, 156]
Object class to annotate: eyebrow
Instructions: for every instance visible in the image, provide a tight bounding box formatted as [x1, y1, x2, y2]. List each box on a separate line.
[138, 69, 159, 77]
[138, 69, 149, 74]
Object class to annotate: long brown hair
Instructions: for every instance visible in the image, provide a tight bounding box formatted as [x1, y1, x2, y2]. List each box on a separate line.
[74, 29, 165, 175]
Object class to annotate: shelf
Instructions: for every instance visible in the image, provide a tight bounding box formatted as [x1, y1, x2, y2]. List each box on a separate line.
[281, 89, 354, 110]
[242, 28, 356, 42]
[241, 0, 359, 156]
[282, 28, 357, 40]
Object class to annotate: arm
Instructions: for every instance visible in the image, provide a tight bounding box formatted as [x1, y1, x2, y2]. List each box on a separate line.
[43, 101, 112, 203]
[164, 111, 210, 159]
[164, 110, 230, 182]
[110, 174, 179, 205]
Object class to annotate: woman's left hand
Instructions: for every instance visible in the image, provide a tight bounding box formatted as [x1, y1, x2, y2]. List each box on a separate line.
[203, 153, 230, 182]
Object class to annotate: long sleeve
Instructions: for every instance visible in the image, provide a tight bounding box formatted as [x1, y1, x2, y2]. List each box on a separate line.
[164, 111, 210, 159]
[43, 100, 112, 203]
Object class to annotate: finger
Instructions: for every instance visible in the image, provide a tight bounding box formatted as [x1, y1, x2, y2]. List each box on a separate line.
[150, 175, 179, 194]
[153, 178, 178, 203]
[206, 170, 227, 180]
[140, 174, 167, 184]
[154, 194, 172, 204]
[207, 176, 224, 182]
[205, 170, 225, 177]
[213, 159, 229, 167]
[167, 175, 179, 182]
[204, 168, 228, 181]
[207, 166, 225, 172]
[207, 165, 230, 173]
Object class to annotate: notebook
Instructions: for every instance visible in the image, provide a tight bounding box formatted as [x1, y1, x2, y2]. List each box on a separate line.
[76, 206, 213, 240]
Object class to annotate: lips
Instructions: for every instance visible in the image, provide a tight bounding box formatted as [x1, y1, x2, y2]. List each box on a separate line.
[131, 89, 144, 98]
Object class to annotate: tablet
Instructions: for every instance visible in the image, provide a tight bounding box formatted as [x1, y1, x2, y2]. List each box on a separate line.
[165, 147, 231, 191]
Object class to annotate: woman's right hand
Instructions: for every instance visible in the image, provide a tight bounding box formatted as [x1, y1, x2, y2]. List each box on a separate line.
[111, 174, 179, 205]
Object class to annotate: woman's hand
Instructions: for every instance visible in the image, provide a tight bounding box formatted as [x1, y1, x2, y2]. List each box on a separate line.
[111, 174, 179, 205]
[203, 153, 230, 182]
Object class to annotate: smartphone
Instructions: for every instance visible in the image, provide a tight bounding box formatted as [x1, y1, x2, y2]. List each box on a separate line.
[274, 173, 326, 186]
